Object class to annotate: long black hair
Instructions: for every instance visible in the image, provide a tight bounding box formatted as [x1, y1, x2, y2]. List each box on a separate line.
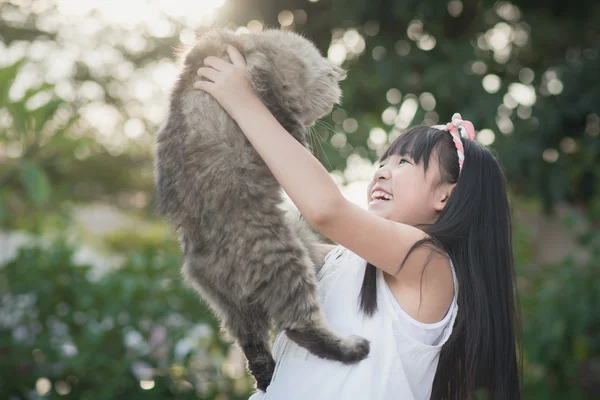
[358, 126, 522, 399]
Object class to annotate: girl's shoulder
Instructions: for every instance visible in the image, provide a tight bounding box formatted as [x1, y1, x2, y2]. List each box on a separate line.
[387, 251, 456, 324]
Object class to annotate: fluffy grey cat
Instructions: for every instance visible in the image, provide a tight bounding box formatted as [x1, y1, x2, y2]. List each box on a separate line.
[154, 29, 370, 391]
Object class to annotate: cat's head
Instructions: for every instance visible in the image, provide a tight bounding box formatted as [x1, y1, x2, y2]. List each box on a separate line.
[245, 29, 346, 127]
[180, 29, 345, 132]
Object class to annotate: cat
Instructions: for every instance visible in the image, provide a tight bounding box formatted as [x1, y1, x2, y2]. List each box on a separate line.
[154, 29, 370, 391]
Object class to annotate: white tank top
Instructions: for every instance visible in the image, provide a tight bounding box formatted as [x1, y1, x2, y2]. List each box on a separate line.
[249, 245, 459, 400]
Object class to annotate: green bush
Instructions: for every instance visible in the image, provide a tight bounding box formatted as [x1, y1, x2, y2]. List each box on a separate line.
[2, 214, 599, 399]
[0, 239, 254, 399]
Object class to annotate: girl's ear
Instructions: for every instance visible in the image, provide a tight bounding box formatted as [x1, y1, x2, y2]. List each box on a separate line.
[434, 182, 456, 212]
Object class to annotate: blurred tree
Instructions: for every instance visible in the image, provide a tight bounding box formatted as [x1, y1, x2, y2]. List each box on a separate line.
[1, 0, 598, 215]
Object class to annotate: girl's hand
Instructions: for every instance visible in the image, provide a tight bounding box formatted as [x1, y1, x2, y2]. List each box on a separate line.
[193, 45, 258, 121]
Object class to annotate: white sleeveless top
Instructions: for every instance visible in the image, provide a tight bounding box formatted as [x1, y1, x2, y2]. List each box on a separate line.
[249, 245, 459, 400]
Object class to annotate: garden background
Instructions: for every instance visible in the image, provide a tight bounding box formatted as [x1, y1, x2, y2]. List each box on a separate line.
[1, 0, 599, 399]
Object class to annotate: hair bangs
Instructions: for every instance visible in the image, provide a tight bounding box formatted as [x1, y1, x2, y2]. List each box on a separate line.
[380, 126, 447, 173]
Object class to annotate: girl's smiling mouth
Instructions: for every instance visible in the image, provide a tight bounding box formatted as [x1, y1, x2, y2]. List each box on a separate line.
[370, 190, 393, 205]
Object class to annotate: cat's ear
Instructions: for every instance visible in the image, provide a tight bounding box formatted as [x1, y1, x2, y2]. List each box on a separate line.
[244, 50, 270, 74]
[243, 50, 273, 96]
[331, 65, 347, 82]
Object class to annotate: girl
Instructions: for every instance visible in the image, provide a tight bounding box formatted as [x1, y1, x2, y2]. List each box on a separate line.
[194, 45, 522, 399]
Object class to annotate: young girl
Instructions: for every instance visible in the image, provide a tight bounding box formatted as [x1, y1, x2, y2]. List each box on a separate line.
[194, 45, 522, 399]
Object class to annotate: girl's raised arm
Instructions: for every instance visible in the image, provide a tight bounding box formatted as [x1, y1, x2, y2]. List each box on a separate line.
[194, 45, 451, 293]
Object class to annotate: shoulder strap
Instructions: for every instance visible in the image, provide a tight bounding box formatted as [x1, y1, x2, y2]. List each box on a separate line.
[323, 244, 345, 264]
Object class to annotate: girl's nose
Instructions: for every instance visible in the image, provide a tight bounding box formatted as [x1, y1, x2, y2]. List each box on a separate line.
[373, 169, 390, 182]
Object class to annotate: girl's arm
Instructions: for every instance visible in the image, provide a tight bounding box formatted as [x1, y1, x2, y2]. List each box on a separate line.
[194, 47, 453, 306]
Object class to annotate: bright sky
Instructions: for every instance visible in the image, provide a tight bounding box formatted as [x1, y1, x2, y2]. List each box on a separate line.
[54, 0, 226, 26]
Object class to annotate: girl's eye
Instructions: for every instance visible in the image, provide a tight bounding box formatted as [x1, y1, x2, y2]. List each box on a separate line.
[379, 158, 409, 168]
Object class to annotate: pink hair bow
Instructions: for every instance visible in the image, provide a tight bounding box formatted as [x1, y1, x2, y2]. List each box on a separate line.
[432, 113, 476, 173]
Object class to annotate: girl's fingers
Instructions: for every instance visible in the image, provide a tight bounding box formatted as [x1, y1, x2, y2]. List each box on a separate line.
[203, 56, 231, 71]
[226, 45, 246, 67]
[196, 67, 219, 82]
[193, 80, 214, 92]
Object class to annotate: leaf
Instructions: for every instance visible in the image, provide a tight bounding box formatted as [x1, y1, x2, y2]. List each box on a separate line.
[22, 82, 55, 103]
[31, 97, 65, 134]
[19, 161, 51, 206]
[4, 102, 28, 136]
[0, 197, 5, 225]
[50, 114, 81, 141]
[0, 58, 26, 103]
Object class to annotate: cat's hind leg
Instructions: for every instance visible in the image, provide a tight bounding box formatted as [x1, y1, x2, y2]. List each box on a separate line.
[225, 306, 275, 392]
[182, 259, 275, 391]
[240, 340, 275, 392]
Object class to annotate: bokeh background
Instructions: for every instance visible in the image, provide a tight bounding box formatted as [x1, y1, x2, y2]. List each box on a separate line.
[1, 0, 599, 399]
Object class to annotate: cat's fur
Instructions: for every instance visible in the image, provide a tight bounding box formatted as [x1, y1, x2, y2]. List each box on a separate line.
[154, 29, 369, 391]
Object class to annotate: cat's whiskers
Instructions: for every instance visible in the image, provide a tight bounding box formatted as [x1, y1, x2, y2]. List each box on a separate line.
[314, 120, 337, 139]
[326, 104, 358, 149]
[307, 125, 334, 171]
[331, 104, 349, 115]
[313, 120, 356, 152]
[307, 125, 317, 154]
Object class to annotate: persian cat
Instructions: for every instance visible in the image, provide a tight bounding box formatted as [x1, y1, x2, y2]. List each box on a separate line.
[155, 29, 369, 391]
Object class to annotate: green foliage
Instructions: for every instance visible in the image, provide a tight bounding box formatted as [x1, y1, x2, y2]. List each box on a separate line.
[0, 59, 76, 225]
[19, 160, 51, 206]
[0, 241, 255, 399]
[104, 225, 181, 255]
[0, 59, 154, 229]
[519, 215, 600, 399]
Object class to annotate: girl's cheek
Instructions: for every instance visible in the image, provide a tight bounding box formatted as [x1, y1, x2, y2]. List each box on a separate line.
[366, 181, 375, 194]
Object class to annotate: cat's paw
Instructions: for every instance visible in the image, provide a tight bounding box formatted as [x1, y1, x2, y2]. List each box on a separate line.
[256, 376, 271, 392]
[340, 335, 370, 364]
[249, 357, 275, 392]
[254, 360, 275, 392]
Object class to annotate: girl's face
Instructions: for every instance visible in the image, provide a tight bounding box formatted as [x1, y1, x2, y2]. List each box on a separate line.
[366, 153, 450, 228]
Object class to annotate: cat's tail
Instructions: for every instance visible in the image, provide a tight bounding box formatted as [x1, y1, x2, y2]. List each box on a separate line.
[284, 321, 370, 364]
